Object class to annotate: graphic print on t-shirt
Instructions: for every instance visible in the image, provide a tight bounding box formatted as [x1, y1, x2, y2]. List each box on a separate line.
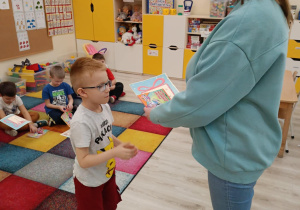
[95, 119, 115, 178]
[3, 104, 17, 115]
[52, 89, 66, 106]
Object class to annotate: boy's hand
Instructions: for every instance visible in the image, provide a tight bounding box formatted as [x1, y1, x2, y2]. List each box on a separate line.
[66, 104, 73, 111]
[144, 107, 154, 121]
[29, 123, 37, 133]
[113, 142, 138, 160]
[58, 106, 66, 112]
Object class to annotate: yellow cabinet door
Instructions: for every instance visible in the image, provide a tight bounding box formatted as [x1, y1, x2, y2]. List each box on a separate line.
[287, 40, 300, 59]
[143, 15, 164, 47]
[93, 0, 115, 42]
[183, 49, 196, 79]
[143, 45, 163, 75]
[73, 0, 94, 40]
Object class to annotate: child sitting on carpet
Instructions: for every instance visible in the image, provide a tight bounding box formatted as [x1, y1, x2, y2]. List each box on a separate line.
[42, 65, 74, 126]
[70, 57, 138, 210]
[92, 53, 126, 104]
[0, 81, 42, 136]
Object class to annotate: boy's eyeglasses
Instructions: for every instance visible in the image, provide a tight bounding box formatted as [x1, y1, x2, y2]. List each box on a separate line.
[81, 80, 112, 92]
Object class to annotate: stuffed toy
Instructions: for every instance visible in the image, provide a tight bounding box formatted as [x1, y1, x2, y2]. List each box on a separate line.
[116, 5, 132, 21]
[117, 25, 127, 41]
[121, 31, 135, 46]
[130, 5, 142, 22]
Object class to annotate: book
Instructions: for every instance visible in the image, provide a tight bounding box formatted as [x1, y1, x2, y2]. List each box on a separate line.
[138, 88, 171, 108]
[27, 128, 49, 138]
[130, 73, 179, 107]
[60, 129, 70, 138]
[61, 111, 72, 127]
[147, 0, 174, 14]
[0, 114, 30, 130]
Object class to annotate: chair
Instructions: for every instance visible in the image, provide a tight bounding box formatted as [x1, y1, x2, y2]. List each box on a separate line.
[83, 44, 107, 58]
[285, 71, 300, 153]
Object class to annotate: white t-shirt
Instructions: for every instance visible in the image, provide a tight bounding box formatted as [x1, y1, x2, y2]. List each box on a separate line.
[70, 103, 115, 187]
[0, 95, 23, 115]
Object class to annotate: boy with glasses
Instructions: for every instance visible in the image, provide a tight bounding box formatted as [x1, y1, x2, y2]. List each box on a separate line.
[70, 57, 138, 210]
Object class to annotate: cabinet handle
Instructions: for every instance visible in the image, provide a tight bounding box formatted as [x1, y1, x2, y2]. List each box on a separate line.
[149, 44, 157, 48]
[191, 50, 197, 52]
[90, 3, 94, 12]
[168, 45, 178, 50]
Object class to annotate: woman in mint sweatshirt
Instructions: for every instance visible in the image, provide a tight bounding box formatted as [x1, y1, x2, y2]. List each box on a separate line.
[144, 0, 293, 209]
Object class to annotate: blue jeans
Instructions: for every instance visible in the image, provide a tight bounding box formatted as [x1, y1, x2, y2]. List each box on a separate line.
[208, 171, 256, 210]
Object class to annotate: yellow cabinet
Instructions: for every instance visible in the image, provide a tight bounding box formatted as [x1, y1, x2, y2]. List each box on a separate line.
[287, 40, 300, 59]
[143, 45, 163, 75]
[73, 0, 94, 40]
[143, 15, 164, 47]
[183, 49, 196, 79]
[73, 0, 115, 42]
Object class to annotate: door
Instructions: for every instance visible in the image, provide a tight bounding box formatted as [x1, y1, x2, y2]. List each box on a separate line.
[73, 0, 94, 40]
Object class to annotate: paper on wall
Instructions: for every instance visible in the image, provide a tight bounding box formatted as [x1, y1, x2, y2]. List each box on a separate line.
[14, 12, 26, 32]
[17, 31, 30, 51]
[0, 0, 9, 10]
[25, 11, 37, 30]
[12, 0, 23, 12]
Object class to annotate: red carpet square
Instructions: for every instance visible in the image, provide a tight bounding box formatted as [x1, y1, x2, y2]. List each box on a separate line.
[31, 103, 46, 112]
[36, 189, 77, 209]
[0, 175, 56, 209]
[0, 130, 27, 143]
[129, 116, 172, 135]
[116, 150, 152, 175]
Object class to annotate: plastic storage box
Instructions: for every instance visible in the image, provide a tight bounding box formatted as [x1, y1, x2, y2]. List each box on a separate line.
[0, 76, 26, 96]
[7, 68, 50, 92]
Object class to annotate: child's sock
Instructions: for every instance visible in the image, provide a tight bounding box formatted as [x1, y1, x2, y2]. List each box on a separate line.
[5, 130, 18, 137]
[120, 92, 126, 97]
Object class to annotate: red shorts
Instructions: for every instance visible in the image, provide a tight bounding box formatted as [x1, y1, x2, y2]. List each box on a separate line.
[74, 173, 122, 210]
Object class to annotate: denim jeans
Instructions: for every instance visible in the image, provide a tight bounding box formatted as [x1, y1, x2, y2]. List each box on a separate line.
[208, 171, 256, 210]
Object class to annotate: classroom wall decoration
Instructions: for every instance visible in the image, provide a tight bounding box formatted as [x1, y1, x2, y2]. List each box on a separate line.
[0, 0, 10, 9]
[147, 0, 174, 14]
[44, 0, 74, 36]
[0, 0, 52, 61]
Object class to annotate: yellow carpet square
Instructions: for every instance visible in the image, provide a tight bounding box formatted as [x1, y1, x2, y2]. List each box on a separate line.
[117, 129, 166, 153]
[0, 170, 11, 182]
[9, 131, 67, 152]
[112, 111, 141, 128]
[26, 91, 42, 98]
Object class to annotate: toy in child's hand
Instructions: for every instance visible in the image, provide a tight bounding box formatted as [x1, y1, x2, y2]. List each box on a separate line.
[130, 5, 142, 22]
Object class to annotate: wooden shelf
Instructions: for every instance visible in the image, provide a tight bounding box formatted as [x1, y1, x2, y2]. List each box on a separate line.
[115, 20, 142, 24]
[187, 32, 201, 35]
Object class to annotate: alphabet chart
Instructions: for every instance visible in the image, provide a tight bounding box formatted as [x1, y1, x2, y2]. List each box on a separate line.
[44, 0, 74, 36]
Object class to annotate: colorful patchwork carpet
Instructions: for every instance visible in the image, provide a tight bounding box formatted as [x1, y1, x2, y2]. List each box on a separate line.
[0, 92, 172, 209]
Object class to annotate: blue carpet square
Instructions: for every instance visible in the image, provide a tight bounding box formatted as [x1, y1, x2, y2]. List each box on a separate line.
[0, 144, 43, 173]
[14, 153, 74, 188]
[59, 177, 75, 194]
[111, 101, 144, 115]
[21, 96, 45, 110]
[116, 170, 135, 194]
[47, 138, 75, 159]
[112, 126, 126, 137]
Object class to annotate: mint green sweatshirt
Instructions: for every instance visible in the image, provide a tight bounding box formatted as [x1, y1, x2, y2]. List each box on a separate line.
[150, 0, 289, 184]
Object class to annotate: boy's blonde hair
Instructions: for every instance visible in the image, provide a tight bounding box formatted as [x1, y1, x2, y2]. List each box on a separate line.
[50, 65, 65, 79]
[70, 57, 106, 94]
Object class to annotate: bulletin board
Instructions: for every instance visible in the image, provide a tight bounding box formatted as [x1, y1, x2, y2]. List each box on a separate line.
[0, 0, 53, 62]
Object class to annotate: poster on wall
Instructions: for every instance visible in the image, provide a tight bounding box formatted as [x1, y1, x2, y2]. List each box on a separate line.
[25, 11, 37, 30]
[14, 12, 26, 32]
[12, 0, 24, 12]
[23, 0, 34, 12]
[0, 0, 10, 10]
[44, 0, 74, 36]
[17, 31, 30, 51]
[147, 0, 174, 14]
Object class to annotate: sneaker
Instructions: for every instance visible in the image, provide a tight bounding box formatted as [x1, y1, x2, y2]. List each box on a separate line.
[48, 117, 55, 127]
[36, 120, 48, 127]
[5, 130, 18, 137]
[109, 95, 116, 104]
[120, 92, 126, 97]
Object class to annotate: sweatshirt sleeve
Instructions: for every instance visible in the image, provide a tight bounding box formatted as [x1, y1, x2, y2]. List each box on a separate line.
[150, 41, 256, 128]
